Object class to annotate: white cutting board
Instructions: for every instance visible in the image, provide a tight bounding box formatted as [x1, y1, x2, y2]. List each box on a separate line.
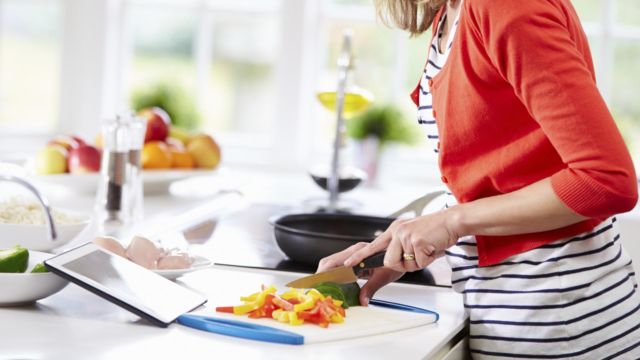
[187, 303, 438, 344]
[176, 267, 440, 345]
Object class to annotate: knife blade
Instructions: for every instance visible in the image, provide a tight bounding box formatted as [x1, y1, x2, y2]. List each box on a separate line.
[285, 251, 386, 288]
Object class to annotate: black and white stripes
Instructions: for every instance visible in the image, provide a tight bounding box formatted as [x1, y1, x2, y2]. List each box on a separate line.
[446, 217, 640, 359]
[416, 11, 460, 155]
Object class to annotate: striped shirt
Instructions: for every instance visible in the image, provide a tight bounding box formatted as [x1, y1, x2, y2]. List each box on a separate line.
[417, 4, 640, 358]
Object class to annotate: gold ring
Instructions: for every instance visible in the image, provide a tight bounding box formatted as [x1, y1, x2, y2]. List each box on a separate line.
[403, 253, 416, 261]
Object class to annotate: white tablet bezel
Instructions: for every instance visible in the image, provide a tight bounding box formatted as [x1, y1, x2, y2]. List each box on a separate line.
[45, 242, 207, 327]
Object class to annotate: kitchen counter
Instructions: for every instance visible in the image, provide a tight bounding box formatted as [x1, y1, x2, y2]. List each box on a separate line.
[0, 267, 467, 360]
[0, 166, 469, 359]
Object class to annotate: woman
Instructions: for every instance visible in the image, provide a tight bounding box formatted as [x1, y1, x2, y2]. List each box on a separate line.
[318, 0, 640, 357]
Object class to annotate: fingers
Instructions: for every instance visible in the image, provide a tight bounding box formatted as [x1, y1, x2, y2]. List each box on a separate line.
[343, 229, 392, 267]
[414, 240, 436, 269]
[384, 220, 436, 273]
[317, 242, 368, 272]
[384, 234, 409, 272]
[359, 268, 404, 306]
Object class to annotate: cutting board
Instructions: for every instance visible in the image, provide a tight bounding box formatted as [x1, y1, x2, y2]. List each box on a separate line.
[178, 302, 438, 345]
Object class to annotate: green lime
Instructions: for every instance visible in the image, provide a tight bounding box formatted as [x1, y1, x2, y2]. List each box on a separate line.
[31, 262, 49, 273]
[0, 245, 29, 273]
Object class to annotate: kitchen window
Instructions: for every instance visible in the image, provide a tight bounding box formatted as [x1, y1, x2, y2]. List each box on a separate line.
[0, 0, 638, 180]
[0, 0, 62, 134]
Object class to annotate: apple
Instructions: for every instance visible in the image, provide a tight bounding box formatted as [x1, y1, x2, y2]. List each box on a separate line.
[186, 134, 221, 169]
[48, 135, 86, 152]
[168, 127, 191, 146]
[138, 107, 171, 143]
[68, 144, 101, 174]
[35, 146, 67, 175]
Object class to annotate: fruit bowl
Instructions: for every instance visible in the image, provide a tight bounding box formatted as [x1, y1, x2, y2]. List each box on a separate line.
[27, 169, 218, 195]
[0, 251, 68, 306]
[0, 208, 91, 251]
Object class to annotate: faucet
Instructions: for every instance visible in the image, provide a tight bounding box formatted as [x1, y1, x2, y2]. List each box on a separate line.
[0, 174, 57, 241]
[327, 30, 353, 212]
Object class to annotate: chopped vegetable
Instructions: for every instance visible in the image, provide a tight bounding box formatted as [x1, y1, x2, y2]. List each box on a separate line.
[313, 282, 361, 308]
[30, 263, 49, 273]
[0, 245, 29, 273]
[215, 285, 347, 328]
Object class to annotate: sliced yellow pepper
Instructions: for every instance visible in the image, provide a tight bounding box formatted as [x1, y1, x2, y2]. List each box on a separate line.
[272, 309, 283, 320]
[239, 292, 260, 302]
[306, 289, 325, 301]
[233, 286, 277, 315]
[330, 314, 344, 323]
[293, 293, 315, 312]
[280, 288, 304, 301]
[233, 303, 259, 315]
[288, 311, 304, 326]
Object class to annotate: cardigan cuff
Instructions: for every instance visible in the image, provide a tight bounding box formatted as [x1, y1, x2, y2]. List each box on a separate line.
[551, 169, 637, 219]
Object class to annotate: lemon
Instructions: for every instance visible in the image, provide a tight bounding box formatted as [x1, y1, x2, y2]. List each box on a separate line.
[0, 245, 29, 273]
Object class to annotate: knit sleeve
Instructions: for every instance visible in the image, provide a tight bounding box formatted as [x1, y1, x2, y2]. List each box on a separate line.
[467, 0, 638, 218]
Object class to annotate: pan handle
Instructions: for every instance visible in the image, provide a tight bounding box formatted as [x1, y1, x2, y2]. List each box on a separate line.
[388, 189, 446, 219]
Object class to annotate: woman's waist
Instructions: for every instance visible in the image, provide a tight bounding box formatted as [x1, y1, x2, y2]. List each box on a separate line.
[446, 217, 618, 270]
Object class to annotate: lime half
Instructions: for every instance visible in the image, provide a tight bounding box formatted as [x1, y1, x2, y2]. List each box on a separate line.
[0, 245, 29, 273]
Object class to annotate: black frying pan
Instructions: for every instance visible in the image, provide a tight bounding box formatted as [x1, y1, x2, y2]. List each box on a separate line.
[272, 191, 445, 265]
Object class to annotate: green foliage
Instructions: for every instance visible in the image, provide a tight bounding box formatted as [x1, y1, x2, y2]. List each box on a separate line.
[346, 105, 420, 146]
[130, 82, 200, 130]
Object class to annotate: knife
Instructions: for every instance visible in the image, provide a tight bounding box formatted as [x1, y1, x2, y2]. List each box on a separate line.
[285, 251, 386, 288]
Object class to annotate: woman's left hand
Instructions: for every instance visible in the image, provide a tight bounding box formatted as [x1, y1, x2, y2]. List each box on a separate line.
[344, 209, 461, 272]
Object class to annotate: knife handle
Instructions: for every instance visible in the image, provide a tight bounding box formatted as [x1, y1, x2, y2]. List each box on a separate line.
[353, 251, 386, 274]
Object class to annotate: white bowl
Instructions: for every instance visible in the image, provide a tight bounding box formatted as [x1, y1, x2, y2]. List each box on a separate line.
[0, 209, 91, 251]
[0, 251, 68, 306]
[28, 169, 217, 195]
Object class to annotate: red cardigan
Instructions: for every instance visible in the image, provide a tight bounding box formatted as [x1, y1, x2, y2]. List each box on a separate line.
[411, 0, 638, 266]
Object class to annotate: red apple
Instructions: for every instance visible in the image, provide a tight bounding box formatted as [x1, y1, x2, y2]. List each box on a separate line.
[68, 144, 101, 174]
[138, 107, 171, 143]
[48, 135, 86, 152]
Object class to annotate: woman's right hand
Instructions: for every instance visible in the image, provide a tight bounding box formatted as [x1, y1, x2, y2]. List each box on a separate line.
[317, 242, 404, 306]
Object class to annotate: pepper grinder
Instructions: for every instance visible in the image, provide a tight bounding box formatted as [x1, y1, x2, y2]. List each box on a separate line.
[96, 115, 131, 234]
[127, 111, 145, 224]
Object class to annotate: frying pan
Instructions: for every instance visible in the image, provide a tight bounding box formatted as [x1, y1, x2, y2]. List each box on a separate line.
[273, 190, 445, 265]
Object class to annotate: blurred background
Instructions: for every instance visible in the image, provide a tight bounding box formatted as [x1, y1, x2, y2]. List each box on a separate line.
[0, 0, 638, 185]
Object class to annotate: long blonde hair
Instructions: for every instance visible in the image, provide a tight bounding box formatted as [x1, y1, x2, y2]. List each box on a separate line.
[375, 0, 447, 36]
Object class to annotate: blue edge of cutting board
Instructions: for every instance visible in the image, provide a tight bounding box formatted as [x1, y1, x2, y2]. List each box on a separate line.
[176, 299, 440, 345]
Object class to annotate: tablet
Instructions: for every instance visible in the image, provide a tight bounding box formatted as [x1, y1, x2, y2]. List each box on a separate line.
[45, 242, 207, 327]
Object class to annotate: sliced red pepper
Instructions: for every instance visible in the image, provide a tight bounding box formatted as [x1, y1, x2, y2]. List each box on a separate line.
[272, 295, 294, 311]
[215, 306, 235, 313]
[247, 294, 278, 318]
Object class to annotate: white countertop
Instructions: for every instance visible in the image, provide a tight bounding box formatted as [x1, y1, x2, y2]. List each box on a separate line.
[0, 267, 467, 360]
[0, 166, 468, 360]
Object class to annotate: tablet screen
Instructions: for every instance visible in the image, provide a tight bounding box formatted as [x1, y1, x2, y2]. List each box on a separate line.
[46, 243, 207, 326]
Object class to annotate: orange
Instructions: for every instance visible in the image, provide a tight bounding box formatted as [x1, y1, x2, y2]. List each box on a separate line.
[142, 141, 172, 169]
[170, 149, 195, 169]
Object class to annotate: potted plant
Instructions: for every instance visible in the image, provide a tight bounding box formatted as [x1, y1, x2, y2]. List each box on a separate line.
[131, 81, 201, 130]
[347, 104, 419, 185]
